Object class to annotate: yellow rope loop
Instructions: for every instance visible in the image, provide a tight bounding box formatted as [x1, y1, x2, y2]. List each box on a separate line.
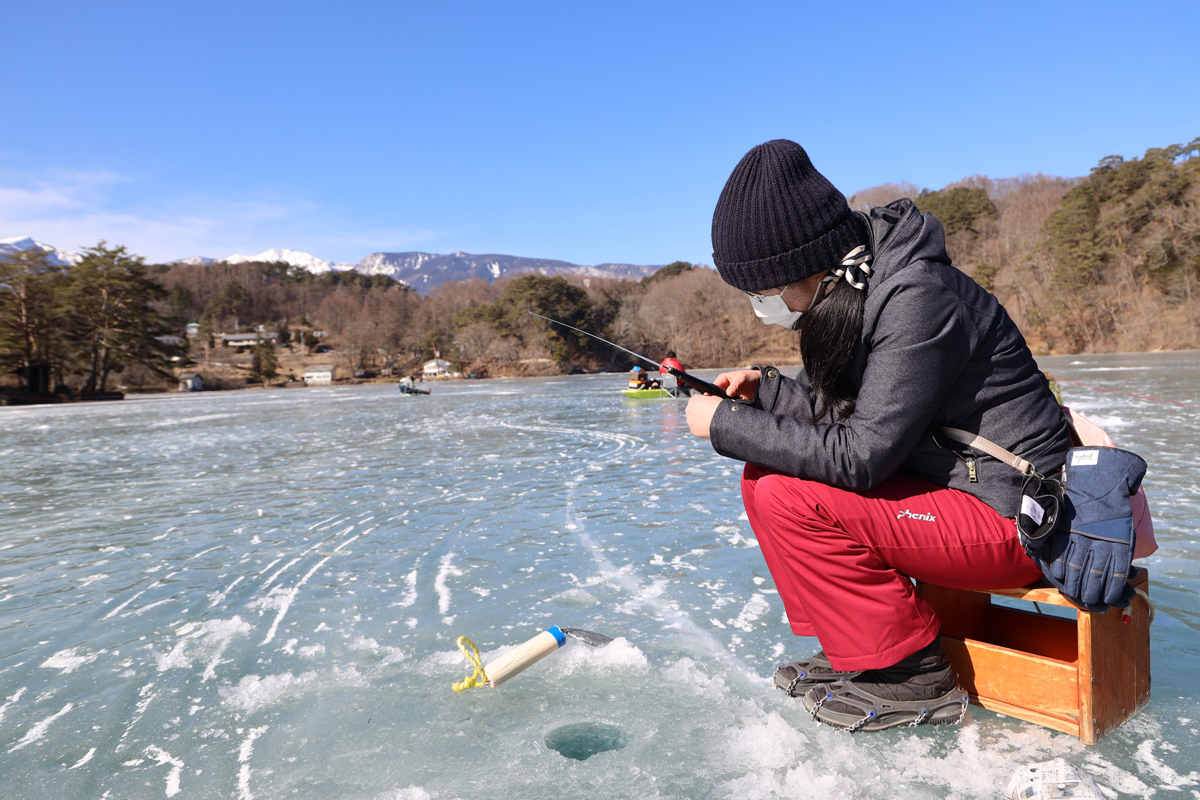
[452, 636, 488, 691]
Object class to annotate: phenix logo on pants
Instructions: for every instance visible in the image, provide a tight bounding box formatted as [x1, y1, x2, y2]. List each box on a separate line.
[897, 509, 937, 522]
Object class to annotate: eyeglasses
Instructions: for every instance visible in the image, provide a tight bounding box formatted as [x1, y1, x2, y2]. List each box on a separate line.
[745, 285, 789, 300]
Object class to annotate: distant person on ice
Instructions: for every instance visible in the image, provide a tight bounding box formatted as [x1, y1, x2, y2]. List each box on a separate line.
[659, 351, 691, 396]
[661, 351, 684, 375]
[685, 140, 1070, 731]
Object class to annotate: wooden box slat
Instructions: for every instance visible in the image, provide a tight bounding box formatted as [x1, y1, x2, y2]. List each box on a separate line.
[916, 569, 1150, 745]
[968, 696, 1081, 738]
[985, 583, 1078, 607]
[944, 637, 1080, 721]
[1079, 588, 1152, 743]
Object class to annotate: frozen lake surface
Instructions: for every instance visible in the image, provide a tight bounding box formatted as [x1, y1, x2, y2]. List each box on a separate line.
[2, 352, 1198, 799]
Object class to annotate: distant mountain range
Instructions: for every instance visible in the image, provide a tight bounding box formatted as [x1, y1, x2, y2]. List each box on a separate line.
[0, 236, 81, 267]
[174, 248, 358, 273]
[3, 238, 662, 294]
[355, 251, 660, 291]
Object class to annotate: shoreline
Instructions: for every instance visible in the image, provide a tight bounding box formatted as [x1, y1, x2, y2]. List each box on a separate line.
[4, 349, 1195, 409]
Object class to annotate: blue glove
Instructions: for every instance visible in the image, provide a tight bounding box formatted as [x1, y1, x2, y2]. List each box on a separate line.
[1041, 447, 1147, 612]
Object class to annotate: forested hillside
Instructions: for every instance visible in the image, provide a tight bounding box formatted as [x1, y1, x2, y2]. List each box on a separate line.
[3, 138, 1198, 395]
[850, 138, 1200, 353]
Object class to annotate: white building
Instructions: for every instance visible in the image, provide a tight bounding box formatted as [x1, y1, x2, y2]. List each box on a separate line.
[220, 332, 278, 351]
[178, 373, 202, 392]
[304, 365, 335, 385]
[423, 358, 451, 377]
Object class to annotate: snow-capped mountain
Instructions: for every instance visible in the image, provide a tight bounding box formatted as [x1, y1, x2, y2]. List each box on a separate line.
[224, 248, 355, 273]
[0, 236, 81, 266]
[6, 236, 665, 294]
[356, 251, 660, 292]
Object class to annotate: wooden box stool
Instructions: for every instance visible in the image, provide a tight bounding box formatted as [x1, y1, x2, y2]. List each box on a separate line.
[916, 569, 1150, 744]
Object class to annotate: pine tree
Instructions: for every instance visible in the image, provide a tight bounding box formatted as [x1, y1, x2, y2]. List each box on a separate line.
[1046, 186, 1105, 289]
[500, 275, 593, 364]
[62, 242, 174, 394]
[914, 187, 997, 235]
[251, 336, 278, 384]
[971, 262, 998, 294]
[0, 247, 65, 393]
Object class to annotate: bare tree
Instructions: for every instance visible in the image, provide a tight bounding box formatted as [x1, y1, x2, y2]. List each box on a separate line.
[485, 335, 521, 365]
[315, 291, 363, 336]
[847, 182, 921, 212]
[455, 322, 496, 364]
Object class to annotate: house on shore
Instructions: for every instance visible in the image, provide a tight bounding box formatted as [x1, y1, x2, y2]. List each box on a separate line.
[219, 332, 278, 351]
[304, 365, 335, 386]
[423, 358, 451, 378]
[178, 373, 203, 392]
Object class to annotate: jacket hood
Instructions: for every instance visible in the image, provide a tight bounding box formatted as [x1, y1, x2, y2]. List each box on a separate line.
[857, 198, 951, 287]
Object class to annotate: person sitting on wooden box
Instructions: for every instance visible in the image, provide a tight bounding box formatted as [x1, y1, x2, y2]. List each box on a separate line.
[685, 139, 1072, 732]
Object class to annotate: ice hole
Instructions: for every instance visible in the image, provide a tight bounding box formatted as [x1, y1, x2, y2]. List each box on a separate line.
[544, 722, 627, 761]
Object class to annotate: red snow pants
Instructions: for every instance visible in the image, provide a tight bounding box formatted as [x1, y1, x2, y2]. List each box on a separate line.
[742, 463, 1043, 671]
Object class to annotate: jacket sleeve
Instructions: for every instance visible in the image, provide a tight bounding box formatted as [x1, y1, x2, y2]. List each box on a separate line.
[709, 272, 973, 490]
[753, 366, 816, 419]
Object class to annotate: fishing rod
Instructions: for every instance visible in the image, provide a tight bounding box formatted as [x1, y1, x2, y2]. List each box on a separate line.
[528, 312, 729, 398]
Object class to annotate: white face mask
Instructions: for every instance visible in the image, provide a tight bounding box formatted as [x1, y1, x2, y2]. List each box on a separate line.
[747, 274, 835, 329]
[748, 292, 803, 329]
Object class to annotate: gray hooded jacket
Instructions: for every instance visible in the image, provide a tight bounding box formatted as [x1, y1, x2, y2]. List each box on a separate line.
[709, 199, 1071, 518]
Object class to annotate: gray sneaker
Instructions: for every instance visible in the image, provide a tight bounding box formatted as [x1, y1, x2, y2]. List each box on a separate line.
[801, 639, 968, 732]
[773, 650, 862, 697]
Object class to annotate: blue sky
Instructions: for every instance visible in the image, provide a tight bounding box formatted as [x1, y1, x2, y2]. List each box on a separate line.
[2, 1, 1198, 266]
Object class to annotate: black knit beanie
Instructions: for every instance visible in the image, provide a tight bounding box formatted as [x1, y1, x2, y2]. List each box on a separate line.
[711, 139, 866, 292]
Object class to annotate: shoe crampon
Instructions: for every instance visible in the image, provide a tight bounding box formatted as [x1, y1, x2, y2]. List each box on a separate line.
[773, 651, 862, 697]
[802, 678, 969, 732]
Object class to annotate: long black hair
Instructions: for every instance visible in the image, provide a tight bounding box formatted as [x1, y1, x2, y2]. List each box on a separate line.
[798, 273, 867, 421]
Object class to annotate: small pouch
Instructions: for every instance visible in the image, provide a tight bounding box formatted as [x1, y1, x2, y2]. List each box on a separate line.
[1017, 472, 1064, 548]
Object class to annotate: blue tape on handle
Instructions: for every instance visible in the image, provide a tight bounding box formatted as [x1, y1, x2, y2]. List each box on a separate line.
[546, 626, 567, 647]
